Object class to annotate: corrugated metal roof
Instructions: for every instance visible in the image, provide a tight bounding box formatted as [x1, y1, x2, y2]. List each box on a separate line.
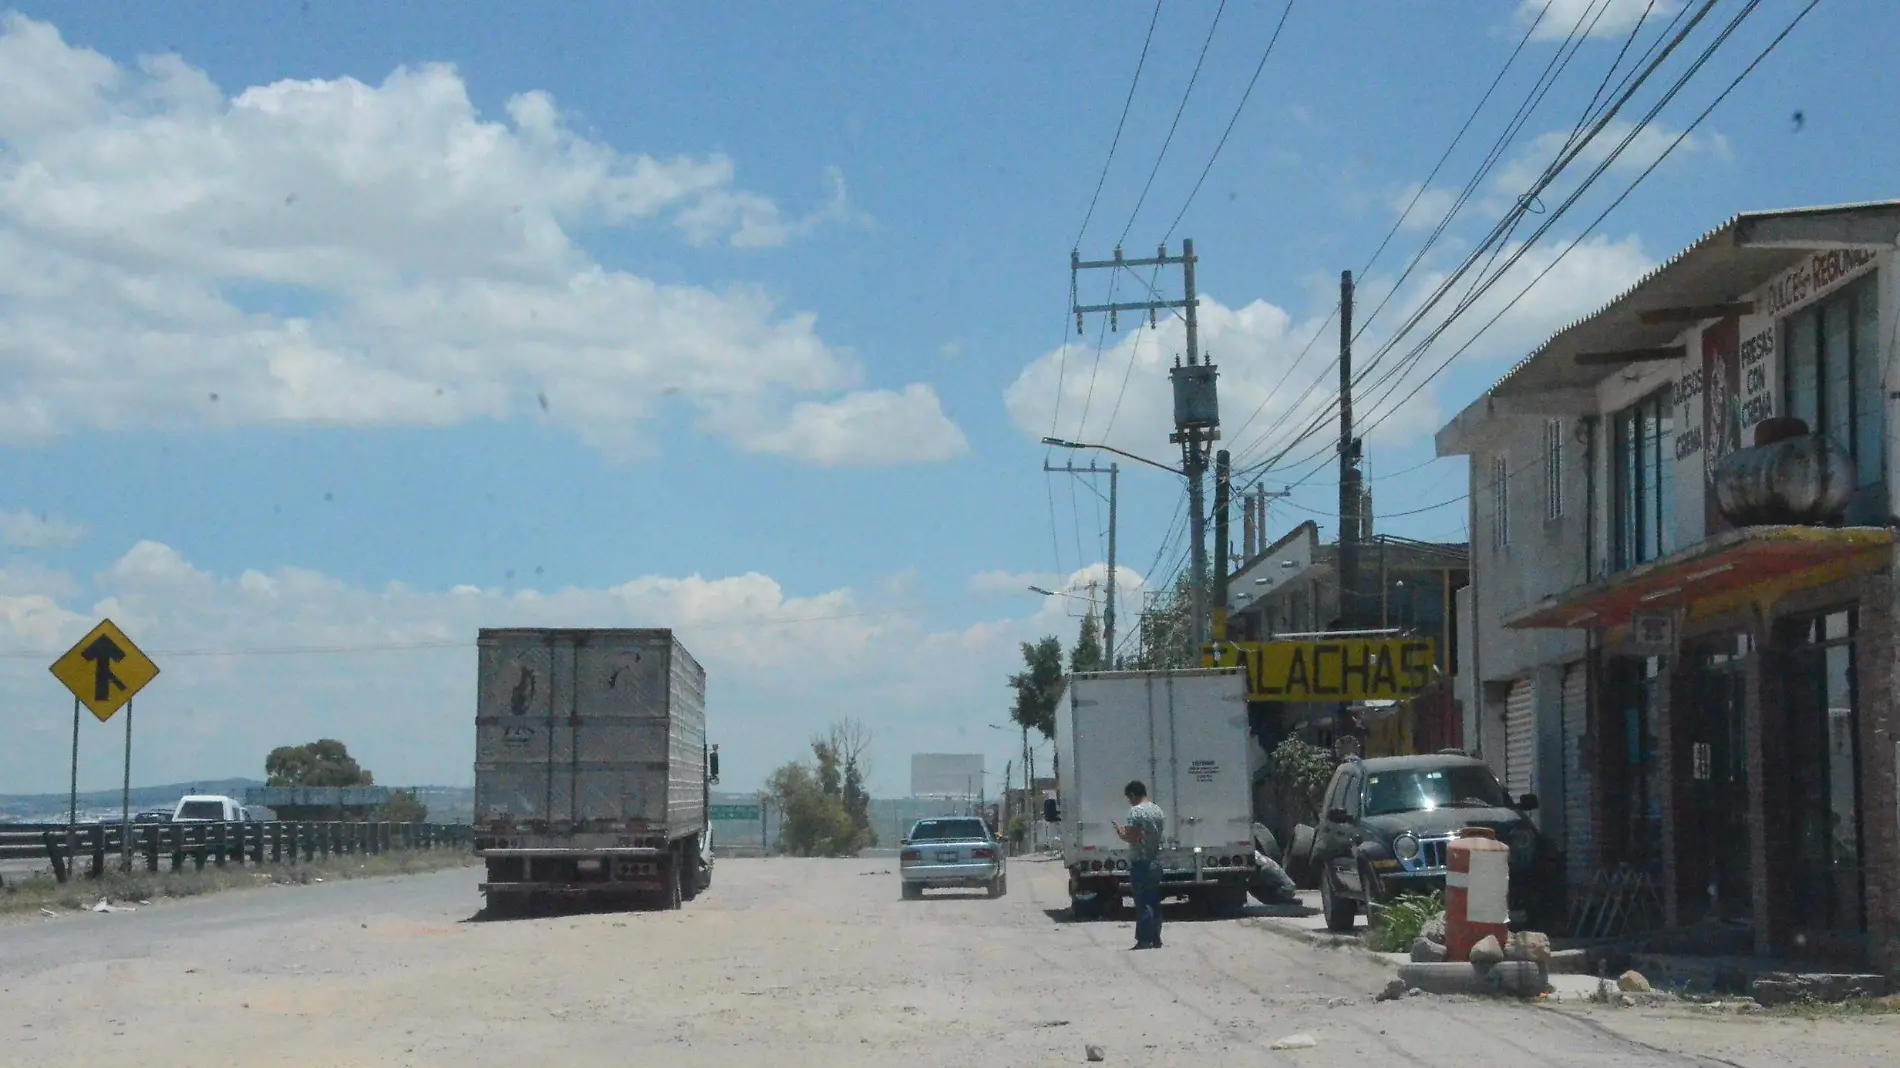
[1481, 199, 1900, 399]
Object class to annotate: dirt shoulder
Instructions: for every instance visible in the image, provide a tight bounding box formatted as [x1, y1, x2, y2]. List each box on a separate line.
[0, 849, 475, 918]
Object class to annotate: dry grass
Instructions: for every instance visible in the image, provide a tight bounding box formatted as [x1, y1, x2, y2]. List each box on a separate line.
[0, 849, 475, 916]
[1759, 994, 1900, 1020]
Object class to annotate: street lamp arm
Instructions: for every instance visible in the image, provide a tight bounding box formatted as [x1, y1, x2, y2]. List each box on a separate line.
[1041, 437, 1184, 476]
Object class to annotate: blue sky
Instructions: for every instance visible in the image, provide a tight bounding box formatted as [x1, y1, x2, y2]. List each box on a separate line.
[0, 0, 1890, 798]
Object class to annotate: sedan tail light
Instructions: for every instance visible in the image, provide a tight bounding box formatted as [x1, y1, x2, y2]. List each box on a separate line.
[900, 849, 921, 862]
[972, 848, 996, 860]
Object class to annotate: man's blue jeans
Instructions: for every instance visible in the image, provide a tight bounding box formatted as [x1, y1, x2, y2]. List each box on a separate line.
[1129, 859, 1162, 946]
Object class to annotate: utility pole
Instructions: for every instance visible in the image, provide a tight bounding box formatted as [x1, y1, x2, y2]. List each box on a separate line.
[1070, 240, 1215, 648]
[1337, 270, 1362, 631]
[1212, 449, 1231, 643]
[1042, 460, 1119, 662]
[1105, 463, 1118, 660]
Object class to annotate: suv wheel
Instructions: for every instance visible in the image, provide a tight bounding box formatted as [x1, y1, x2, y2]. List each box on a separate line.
[1319, 864, 1357, 932]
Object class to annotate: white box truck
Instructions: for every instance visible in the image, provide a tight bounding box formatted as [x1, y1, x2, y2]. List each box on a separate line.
[1053, 668, 1258, 919]
[473, 628, 715, 916]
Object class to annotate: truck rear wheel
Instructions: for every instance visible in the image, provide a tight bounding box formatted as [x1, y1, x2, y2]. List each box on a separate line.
[661, 855, 684, 911]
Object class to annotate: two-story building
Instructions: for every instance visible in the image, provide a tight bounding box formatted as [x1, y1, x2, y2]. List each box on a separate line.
[1438, 201, 1900, 971]
[1225, 516, 1468, 758]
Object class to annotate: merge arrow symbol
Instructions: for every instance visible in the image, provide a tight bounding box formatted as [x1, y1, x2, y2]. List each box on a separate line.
[80, 635, 128, 703]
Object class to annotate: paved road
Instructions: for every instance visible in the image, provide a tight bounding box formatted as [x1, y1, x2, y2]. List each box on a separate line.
[0, 857, 1888, 1066]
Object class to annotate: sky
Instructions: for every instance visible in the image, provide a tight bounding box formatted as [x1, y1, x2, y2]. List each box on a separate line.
[1, 0, 1892, 799]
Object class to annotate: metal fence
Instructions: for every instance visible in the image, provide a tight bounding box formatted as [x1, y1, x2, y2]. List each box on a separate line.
[0, 821, 472, 885]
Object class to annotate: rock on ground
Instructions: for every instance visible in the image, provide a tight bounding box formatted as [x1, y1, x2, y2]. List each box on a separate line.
[1617, 970, 1653, 993]
[1505, 930, 1551, 964]
[1469, 934, 1505, 966]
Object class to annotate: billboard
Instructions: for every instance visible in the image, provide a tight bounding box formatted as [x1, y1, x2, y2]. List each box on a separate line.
[910, 753, 984, 798]
[1204, 638, 1436, 702]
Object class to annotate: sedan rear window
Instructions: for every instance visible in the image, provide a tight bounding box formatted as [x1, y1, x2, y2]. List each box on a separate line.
[909, 819, 988, 841]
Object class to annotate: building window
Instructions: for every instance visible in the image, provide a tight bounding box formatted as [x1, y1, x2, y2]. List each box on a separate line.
[1784, 274, 1884, 509]
[1490, 455, 1509, 551]
[1782, 609, 1863, 934]
[1544, 418, 1565, 521]
[1613, 388, 1675, 570]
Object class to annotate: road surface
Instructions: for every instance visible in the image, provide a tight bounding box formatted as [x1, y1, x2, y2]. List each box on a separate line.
[1, 856, 1890, 1066]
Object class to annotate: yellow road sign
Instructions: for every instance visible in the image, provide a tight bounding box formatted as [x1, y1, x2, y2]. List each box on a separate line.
[1204, 638, 1435, 702]
[49, 618, 159, 723]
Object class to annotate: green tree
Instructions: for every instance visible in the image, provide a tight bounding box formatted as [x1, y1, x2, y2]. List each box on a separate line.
[1071, 609, 1105, 673]
[820, 718, 876, 851]
[265, 739, 373, 787]
[1008, 635, 1065, 740]
[1267, 738, 1339, 824]
[766, 762, 856, 857]
[1131, 572, 1195, 670]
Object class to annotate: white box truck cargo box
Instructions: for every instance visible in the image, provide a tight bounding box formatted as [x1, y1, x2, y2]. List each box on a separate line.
[1054, 668, 1256, 919]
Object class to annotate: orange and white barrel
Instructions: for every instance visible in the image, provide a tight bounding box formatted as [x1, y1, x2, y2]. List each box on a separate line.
[1444, 827, 1511, 961]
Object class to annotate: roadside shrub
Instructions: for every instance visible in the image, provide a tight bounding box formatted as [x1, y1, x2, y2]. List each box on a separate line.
[1364, 891, 1445, 953]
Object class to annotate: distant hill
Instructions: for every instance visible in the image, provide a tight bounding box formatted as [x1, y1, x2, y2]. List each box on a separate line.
[0, 778, 264, 821]
[0, 780, 478, 824]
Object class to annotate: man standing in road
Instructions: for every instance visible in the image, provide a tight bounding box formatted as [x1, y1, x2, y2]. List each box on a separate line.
[1113, 780, 1165, 949]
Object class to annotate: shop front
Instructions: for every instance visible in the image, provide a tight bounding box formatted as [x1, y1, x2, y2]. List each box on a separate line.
[1509, 525, 1897, 966]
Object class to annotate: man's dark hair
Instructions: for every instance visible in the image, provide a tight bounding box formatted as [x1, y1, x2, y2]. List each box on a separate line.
[1124, 780, 1147, 800]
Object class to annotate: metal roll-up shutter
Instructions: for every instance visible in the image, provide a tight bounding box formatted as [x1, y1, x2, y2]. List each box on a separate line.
[1504, 679, 1535, 800]
[1560, 662, 1593, 887]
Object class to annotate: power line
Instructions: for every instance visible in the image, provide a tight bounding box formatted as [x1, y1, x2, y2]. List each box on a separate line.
[1223, 0, 1557, 463]
[1237, 0, 1651, 471]
[1116, 0, 1228, 247]
[1074, 0, 1164, 249]
[1161, 0, 1298, 243]
[1346, 0, 1762, 438]
[1349, 0, 1816, 446]
[1239, 0, 1726, 480]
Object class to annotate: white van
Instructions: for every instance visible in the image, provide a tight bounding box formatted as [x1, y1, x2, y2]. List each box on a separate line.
[171, 795, 250, 822]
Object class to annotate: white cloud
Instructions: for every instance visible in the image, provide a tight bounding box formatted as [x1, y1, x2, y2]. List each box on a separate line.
[0, 15, 946, 467]
[734, 384, 967, 466]
[969, 570, 1058, 598]
[1006, 293, 1446, 474]
[1389, 183, 1464, 235]
[1491, 120, 1725, 211]
[1518, 0, 1681, 41]
[675, 166, 872, 249]
[0, 541, 1078, 797]
[0, 507, 85, 550]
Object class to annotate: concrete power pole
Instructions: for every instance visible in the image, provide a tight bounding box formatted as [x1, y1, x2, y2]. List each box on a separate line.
[1070, 240, 1214, 648]
[1104, 462, 1117, 660]
[1042, 460, 1119, 663]
[1212, 448, 1231, 643]
[1337, 270, 1362, 630]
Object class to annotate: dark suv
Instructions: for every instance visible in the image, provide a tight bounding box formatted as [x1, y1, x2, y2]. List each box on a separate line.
[1304, 753, 1541, 932]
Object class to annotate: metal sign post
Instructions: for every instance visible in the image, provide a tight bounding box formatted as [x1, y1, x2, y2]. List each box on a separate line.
[121, 698, 134, 871]
[49, 618, 161, 877]
[66, 696, 79, 866]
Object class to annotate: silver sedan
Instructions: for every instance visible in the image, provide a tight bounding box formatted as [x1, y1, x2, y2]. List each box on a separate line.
[898, 817, 1005, 899]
